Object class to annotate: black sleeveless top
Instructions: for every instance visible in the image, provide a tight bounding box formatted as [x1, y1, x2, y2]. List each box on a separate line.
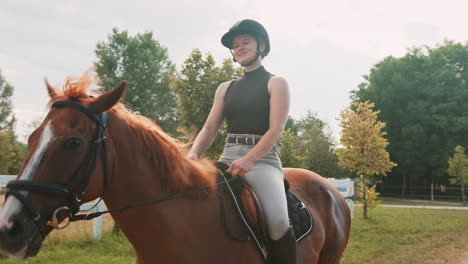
[223, 66, 273, 135]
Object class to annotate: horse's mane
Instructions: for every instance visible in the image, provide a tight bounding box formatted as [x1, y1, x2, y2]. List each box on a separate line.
[48, 71, 218, 197]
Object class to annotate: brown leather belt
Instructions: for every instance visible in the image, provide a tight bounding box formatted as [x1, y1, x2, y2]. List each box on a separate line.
[226, 136, 260, 146]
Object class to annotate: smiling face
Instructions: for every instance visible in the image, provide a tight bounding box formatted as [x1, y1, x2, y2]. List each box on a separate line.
[232, 34, 264, 65]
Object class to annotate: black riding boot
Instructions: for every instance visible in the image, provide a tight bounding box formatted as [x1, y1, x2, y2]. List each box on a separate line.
[268, 227, 297, 264]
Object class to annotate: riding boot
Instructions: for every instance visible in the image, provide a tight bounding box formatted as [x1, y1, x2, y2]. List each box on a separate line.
[268, 227, 297, 264]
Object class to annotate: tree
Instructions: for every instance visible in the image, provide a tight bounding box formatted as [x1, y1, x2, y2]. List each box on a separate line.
[170, 49, 242, 159]
[352, 41, 468, 195]
[0, 131, 26, 175]
[447, 145, 468, 206]
[95, 28, 178, 133]
[279, 128, 304, 168]
[337, 101, 396, 219]
[295, 112, 344, 178]
[0, 69, 15, 131]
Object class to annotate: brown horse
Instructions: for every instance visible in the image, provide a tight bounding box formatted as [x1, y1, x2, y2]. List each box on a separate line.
[0, 72, 351, 263]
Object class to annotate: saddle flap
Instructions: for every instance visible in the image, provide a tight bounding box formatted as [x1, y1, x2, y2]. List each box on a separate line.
[239, 184, 266, 235]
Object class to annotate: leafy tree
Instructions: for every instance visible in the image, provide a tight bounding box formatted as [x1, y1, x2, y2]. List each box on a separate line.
[0, 69, 15, 131]
[295, 111, 344, 178]
[279, 128, 304, 168]
[337, 101, 396, 219]
[447, 145, 468, 205]
[352, 41, 468, 195]
[0, 131, 26, 175]
[170, 49, 242, 159]
[0, 131, 14, 174]
[95, 28, 178, 133]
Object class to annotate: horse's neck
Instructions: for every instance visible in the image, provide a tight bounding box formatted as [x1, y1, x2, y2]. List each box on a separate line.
[100, 116, 260, 263]
[103, 115, 168, 208]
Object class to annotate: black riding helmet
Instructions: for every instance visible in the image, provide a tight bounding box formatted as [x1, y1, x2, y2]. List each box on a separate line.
[221, 19, 270, 64]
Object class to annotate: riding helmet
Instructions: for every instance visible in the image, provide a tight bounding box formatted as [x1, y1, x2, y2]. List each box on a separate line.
[221, 19, 270, 57]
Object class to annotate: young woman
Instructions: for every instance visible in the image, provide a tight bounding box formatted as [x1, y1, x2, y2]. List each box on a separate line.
[187, 19, 296, 264]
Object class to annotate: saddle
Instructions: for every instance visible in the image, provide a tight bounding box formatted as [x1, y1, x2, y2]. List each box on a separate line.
[215, 162, 313, 260]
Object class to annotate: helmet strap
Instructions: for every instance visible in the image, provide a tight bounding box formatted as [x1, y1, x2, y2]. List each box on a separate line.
[230, 49, 237, 63]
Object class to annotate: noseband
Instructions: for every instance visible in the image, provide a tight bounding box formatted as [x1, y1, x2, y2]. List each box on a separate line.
[6, 100, 109, 228]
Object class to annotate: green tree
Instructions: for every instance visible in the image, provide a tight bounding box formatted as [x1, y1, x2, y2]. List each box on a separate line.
[95, 28, 177, 133]
[0, 131, 26, 175]
[171, 49, 242, 159]
[279, 128, 304, 168]
[353, 41, 468, 195]
[337, 101, 396, 219]
[447, 145, 468, 206]
[0, 69, 15, 131]
[295, 112, 344, 178]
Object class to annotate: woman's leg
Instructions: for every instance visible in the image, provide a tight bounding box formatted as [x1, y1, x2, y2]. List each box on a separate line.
[243, 163, 289, 240]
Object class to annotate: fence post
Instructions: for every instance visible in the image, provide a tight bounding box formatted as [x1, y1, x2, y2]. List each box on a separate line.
[431, 184, 434, 201]
[92, 201, 105, 241]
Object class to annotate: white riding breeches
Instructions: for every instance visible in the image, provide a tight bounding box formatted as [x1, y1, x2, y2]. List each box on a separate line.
[218, 135, 290, 240]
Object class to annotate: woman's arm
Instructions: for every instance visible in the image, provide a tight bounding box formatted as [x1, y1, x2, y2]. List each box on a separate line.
[227, 76, 290, 176]
[187, 81, 231, 160]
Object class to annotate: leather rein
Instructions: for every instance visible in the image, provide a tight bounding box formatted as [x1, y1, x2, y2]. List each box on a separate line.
[5, 100, 236, 230]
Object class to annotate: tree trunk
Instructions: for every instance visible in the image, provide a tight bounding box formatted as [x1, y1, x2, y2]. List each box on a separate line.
[363, 185, 368, 219]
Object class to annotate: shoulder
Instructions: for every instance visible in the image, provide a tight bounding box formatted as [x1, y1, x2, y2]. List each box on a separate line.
[267, 76, 289, 94]
[215, 80, 234, 97]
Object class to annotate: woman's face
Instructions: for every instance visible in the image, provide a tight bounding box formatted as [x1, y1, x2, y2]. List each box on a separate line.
[232, 34, 262, 65]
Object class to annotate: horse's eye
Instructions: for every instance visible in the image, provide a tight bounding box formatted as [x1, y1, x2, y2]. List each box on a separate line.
[65, 137, 81, 150]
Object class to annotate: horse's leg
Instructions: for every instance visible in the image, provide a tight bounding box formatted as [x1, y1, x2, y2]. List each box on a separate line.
[317, 198, 351, 264]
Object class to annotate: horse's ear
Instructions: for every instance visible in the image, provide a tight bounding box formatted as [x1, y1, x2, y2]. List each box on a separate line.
[88, 81, 127, 114]
[45, 79, 57, 98]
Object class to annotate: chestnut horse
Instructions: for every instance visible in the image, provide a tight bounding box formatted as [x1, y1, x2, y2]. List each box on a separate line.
[0, 72, 350, 263]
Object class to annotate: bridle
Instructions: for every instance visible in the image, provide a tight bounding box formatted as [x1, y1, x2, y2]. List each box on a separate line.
[6, 100, 109, 229]
[5, 100, 237, 230]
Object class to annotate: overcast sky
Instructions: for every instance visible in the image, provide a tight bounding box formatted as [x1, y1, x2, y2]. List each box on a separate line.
[1, 0, 467, 142]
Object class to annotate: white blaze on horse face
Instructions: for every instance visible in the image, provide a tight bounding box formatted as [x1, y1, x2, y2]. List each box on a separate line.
[0, 121, 54, 230]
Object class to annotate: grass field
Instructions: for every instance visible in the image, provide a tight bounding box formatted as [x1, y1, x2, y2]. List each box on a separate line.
[342, 206, 468, 264]
[0, 205, 467, 263]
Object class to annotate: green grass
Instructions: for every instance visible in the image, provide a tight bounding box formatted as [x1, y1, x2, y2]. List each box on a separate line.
[341, 206, 468, 264]
[0, 206, 467, 263]
[0, 232, 134, 264]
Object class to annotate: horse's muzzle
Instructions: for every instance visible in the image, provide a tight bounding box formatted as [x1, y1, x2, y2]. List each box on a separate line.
[0, 211, 47, 259]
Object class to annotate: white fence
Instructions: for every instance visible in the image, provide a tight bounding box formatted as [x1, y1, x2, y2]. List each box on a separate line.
[328, 178, 355, 218]
[0, 175, 106, 241]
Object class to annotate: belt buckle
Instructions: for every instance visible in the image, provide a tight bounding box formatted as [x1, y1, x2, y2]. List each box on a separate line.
[235, 136, 249, 145]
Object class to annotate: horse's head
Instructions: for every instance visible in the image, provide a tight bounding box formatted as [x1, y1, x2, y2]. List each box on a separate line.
[0, 78, 126, 259]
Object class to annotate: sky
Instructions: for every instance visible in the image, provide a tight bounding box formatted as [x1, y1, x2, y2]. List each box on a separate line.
[1, 0, 467, 142]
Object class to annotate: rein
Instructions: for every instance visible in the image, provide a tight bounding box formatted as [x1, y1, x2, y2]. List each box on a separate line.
[5, 99, 237, 229]
[70, 176, 239, 222]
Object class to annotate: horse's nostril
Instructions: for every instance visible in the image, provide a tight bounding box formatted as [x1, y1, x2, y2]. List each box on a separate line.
[6, 220, 24, 238]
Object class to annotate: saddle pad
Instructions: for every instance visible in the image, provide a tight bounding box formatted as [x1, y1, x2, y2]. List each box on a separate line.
[286, 190, 314, 242]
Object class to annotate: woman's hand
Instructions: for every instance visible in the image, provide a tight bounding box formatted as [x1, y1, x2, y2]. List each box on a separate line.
[187, 152, 199, 160]
[227, 156, 255, 176]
